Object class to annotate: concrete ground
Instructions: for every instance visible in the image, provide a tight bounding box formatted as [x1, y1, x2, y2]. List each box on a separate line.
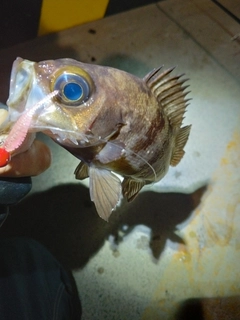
[0, 0, 239, 319]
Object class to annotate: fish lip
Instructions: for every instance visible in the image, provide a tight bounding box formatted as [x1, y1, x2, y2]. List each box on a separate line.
[7, 57, 24, 106]
[6, 58, 35, 115]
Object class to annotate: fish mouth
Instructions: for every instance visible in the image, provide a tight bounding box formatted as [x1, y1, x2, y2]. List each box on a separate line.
[6, 57, 45, 122]
[5, 59, 87, 148]
[7, 58, 33, 109]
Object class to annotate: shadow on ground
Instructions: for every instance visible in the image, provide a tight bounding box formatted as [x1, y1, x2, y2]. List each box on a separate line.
[175, 296, 240, 320]
[0, 183, 205, 271]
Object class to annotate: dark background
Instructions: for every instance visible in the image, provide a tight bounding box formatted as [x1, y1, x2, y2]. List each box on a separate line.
[0, 0, 156, 49]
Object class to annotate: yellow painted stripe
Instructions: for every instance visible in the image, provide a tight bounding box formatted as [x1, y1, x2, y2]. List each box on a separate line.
[38, 0, 110, 36]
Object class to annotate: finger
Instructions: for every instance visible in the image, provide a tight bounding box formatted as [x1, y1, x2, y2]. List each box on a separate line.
[0, 140, 52, 177]
[0, 106, 8, 128]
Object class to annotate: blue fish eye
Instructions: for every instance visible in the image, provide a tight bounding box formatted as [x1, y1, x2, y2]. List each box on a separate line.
[63, 82, 83, 101]
[54, 72, 91, 106]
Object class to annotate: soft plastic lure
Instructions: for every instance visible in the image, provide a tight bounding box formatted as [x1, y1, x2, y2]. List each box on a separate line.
[0, 91, 58, 167]
[0, 148, 10, 167]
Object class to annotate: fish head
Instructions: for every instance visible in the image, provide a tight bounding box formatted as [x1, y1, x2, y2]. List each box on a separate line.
[6, 57, 125, 148]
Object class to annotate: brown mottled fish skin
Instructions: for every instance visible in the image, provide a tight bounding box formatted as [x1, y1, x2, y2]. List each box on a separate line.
[9, 58, 191, 220]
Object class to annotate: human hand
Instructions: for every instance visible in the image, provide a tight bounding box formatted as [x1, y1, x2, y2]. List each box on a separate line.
[0, 107, 51, 177]
[0, 140, 51, 177]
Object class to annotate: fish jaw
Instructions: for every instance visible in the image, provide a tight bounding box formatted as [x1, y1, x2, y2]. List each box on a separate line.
[5, 58, 83, 147]
[7, 58, 46, 122]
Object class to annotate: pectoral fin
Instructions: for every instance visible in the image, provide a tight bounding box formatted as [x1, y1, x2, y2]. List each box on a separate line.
[122, 178, 145, 202]
[89, 167, 122, 221]
[97, 141, 125, 164]
[74, 161, 89, 180]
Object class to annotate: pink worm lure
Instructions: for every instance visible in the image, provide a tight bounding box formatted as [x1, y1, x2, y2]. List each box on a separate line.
[0, 90, 58, 167]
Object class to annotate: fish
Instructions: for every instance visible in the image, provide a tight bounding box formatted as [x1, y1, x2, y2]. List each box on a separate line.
[2, 57, 191, 220]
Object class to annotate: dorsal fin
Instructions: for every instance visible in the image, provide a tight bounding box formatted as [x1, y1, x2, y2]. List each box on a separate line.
[170, 125, 191, 166]
[144, 67, 190, 129]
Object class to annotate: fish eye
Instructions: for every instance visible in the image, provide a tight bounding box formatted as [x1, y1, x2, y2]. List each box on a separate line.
[53, 72, 91, 106]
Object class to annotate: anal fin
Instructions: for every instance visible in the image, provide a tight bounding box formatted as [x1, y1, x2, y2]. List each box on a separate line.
[122, 178, 145, 202]
[171, 125, 191, 166]
[89, 167, 122, 221]
[74, 161, 89, 180]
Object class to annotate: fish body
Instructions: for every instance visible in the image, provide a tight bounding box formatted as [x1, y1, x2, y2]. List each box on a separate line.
[5, 57, 191, 220]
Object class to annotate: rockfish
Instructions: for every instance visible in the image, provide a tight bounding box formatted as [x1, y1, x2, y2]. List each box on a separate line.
[1, 58, 191, 220]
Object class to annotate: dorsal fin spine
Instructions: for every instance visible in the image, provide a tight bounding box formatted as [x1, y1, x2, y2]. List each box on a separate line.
[145, 67, 190, 130]
[145, 66, 191, 166]
[145, 67, 176, 87]
[153, 80, 187, 98]
[160, 89, 190, 106]
[144, 66, 163, 83]
[151, 71, 178, 90]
